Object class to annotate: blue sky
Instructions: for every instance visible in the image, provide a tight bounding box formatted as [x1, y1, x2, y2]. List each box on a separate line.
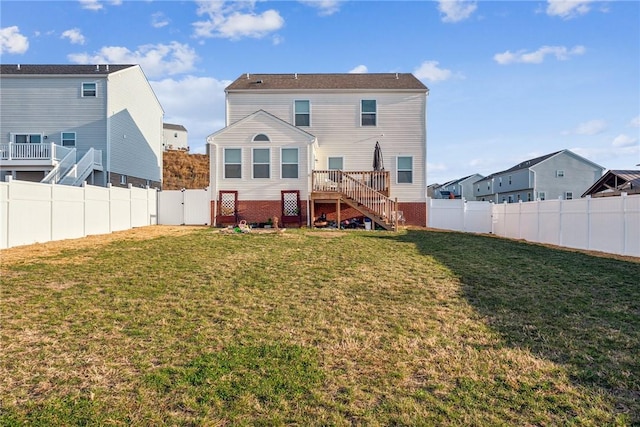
[1, 0, 638, 185]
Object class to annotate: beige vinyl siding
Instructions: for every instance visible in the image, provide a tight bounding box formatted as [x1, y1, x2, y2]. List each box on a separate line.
[108, 66, 164, 183]
[210, 113, 311, 200]
[0, 76, 108, 158]
[227, 91, 426, 202]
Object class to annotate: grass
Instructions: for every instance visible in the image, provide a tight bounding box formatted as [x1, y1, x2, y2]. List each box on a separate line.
[1, 226, 638, 425]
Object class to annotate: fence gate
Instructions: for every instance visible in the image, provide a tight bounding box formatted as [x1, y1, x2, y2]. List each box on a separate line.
[158, 189, 210, 225]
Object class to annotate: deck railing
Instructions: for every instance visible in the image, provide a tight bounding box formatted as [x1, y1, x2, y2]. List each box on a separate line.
[41, 148, 77, 184]
[59, 148, 103, 186]
[312, 170, 396, 226]
[312, 170, 389, 194]
[0, 143, 74, 161]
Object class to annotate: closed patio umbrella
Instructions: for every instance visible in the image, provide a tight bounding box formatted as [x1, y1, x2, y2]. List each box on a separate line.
[372, 141, 385, 191]
[373, 141, 384, 171]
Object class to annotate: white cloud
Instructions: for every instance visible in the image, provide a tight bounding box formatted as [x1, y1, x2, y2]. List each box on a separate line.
[546, 0, 595, 19]
[193, 1, 284, 40]
[298, 0, 343, 16]
[151, 76, 232, 153]
[67, 42, 199, 78]
[413, 60, 453, 83]
[151, 12, 170, 29]
[349, 65, 368, 74]
[437, 0, 477, 23]
[79, 0, 102, 11]
[494, 45, 586, 65]
[61, 28, 86, 45]
[79, 0, 121, 11]
[574, 119, 607, 135]
[630, 116, 640, 128]
[0, 26, 29, 54]
[612, 134, 638, 148]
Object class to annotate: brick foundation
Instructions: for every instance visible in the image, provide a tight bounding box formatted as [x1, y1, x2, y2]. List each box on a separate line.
[212, 199, 427, 228]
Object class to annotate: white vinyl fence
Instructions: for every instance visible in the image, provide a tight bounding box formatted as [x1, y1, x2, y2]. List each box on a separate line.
[157, 189, 210, 226]
[0, 179, 157, 249]
[428, 195, 640, 257]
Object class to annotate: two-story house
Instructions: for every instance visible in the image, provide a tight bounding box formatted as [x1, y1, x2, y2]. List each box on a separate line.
[207, 73, 429, 229]
[163, 123, 189, 151]
[473, 149, 605, 202]
[0, 64, 164, 188]
[435, 173, 484, 199]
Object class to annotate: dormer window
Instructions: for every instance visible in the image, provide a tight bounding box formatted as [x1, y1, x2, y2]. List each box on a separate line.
[253, 133, 270, 142]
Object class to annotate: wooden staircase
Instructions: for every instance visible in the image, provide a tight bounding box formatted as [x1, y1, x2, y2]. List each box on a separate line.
[311, 170, 399, 231]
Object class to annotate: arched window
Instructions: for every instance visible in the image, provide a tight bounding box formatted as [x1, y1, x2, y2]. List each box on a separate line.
[253, 133, 270, 142]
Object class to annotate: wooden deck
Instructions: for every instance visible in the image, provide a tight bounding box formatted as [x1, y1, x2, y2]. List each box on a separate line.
[310, 170, 398, 231]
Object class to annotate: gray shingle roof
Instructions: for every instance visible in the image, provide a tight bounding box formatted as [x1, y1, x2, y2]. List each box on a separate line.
[0, 64, 136, 75]
[226, 73, 428, 91]
[163, 123, 187, 132]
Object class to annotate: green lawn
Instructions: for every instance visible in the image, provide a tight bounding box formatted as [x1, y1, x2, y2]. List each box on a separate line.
[1, 227, 638, 426]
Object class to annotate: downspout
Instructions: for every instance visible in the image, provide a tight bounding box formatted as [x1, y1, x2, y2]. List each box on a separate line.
[209, 138, 218, 227]
[105, 75, 111, 186]
[307, 137, 317, 227]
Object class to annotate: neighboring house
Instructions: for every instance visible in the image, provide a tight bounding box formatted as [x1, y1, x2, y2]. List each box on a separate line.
[473, 149, 605, 203]
[581, 170, 640, 197]
[163, 123, 189, 151]
[435, 173, 483, 199]
[0, 64, 164, 188]
[207, 73, 429, 228]
[427, 183, 441, 199]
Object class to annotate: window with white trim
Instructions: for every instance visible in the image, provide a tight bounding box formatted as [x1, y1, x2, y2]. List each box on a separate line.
[565, 191, 573, 200]
[61, 132, 76, 147]
[281, 148, 298, 179]
[556, 170, 565, 178]
[294, 100, 310, 127]
[14, 133, 42, 144]
[224, 148, 242, 179]
[397, 156, 413, 183]
[252, 148, 270, 179]
[328, 157, 343, 170]
[82, 82, 97, 97]
[361, 100, 377, 126]
[538, 191, 546, 201]
[120, 174, 127, 185]
[253, 133, 270, 142]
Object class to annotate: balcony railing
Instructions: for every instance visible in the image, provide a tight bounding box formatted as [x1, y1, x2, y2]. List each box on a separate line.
[0, 143, 74, 162]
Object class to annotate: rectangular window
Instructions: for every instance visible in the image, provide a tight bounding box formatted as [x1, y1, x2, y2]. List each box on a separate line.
[61, 132, 76, 147]
[224, 148, 241, 179]
[14, 134, 42, 144]
[538, 192, 546, 201]
[565, 191, 573, 200]
[499, 177, 502, 187]
[294, 100, 310, 127]
[527, 192, 532, 202]
[120, 174, 127, 185]
[328, 157, 343, 170]
[252, 148, 270, 179]
[281, 148, 298, 179]
[397, 156, 413, 183]
[556, 170, 565, 178]
[361, 100, 377, 126]
[82, 82, 97, 97]
[508, 175, 512, 185]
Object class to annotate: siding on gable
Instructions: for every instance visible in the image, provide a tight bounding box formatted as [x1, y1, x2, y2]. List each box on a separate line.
[532, 152, 604, 200]
[108, 66, 164, 183]
[226, 91, 426, 202]
[209, 113, 312, 200]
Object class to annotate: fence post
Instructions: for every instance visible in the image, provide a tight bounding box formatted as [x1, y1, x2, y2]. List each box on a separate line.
[586, 196, 591, 251]
[622, 193, 628, 256]
[107, 183, 113, 233]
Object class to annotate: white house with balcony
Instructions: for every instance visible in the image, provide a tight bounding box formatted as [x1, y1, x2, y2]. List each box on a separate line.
[0, 64, 164, 188]
[207, 73, 429, 229]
